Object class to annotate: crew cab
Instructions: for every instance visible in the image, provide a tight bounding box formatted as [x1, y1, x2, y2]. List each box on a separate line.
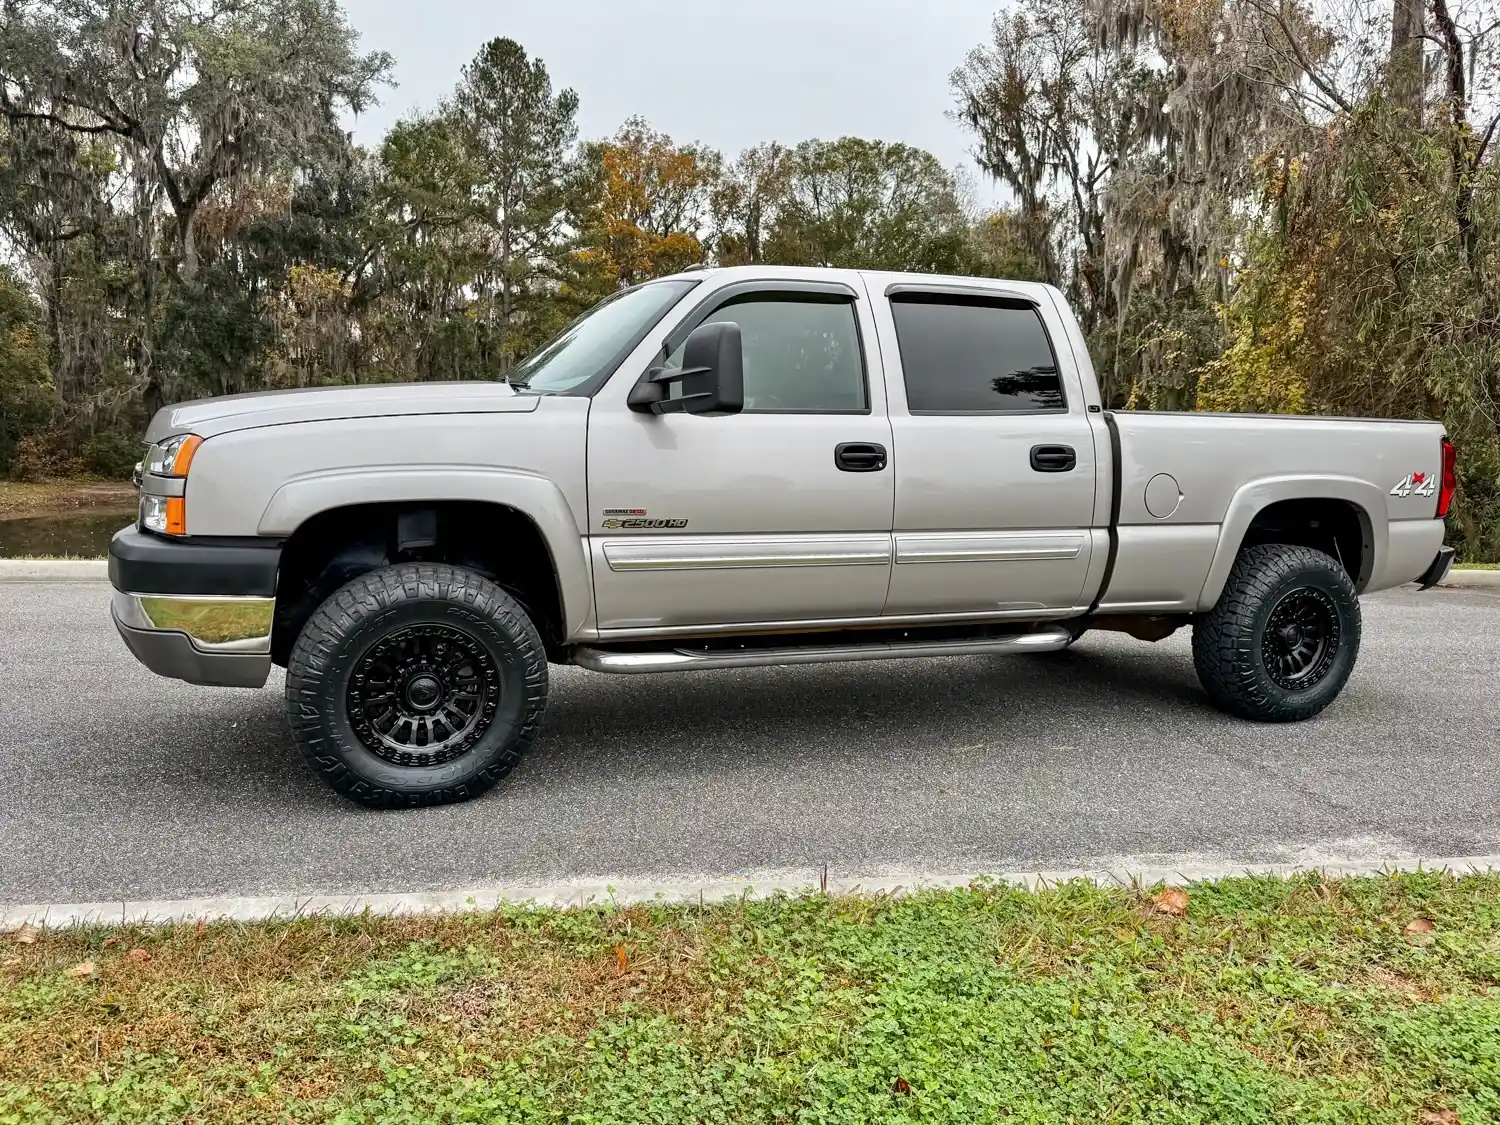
[108, 266, 1457, 807]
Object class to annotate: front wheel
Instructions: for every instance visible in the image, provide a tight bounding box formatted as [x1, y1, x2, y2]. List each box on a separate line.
[1192, 543, 1361, 722]
[285, 564, 549, 808]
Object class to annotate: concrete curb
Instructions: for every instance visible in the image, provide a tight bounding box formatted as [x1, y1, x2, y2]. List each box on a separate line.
[0, 557, 1497, 587]
[6, 854, 1500, 931]
[1440, 567, 1500, 588]
[0, 558, 108, 582]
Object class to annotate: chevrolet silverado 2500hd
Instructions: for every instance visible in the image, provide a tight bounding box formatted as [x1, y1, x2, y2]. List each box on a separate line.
[108, 266, 1457, 807]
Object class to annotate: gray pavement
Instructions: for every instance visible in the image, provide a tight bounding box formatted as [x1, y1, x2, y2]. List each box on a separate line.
[2, 582, 1497, 906]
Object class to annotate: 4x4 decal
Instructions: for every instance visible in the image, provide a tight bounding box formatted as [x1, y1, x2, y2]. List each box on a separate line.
[1390, 472, 1437, 498]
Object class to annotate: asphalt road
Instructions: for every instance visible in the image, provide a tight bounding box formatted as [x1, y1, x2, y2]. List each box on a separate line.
[2, 582, 1498, 906]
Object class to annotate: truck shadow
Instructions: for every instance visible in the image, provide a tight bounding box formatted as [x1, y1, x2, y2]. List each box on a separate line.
[531, 641, 1215, 773]
[117, 642, 1226, 809]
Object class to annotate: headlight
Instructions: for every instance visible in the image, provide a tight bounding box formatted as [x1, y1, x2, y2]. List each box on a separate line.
[141, 433, 198, 536]
[145, 434, 202, 477]
[140, 494, 170, 534]
[140, 492, 187, 536]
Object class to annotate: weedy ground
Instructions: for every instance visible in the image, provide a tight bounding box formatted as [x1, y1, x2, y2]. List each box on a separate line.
[0, 481, 135, 521]
[2, 871, 1498, 1123]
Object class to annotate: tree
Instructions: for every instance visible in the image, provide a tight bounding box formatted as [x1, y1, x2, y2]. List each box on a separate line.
[371, 115, 493, 380]
[763, 138, 971, 272]
[1, 0, 390, 412]
[1, 0, 390, 283]
[451, 38, 579, 368]
[0, 266, 57, 475]
[954, 0, 1334, 404]
[575, 117, 719, 289]
[711, 142, 792, 266]
[962, 209, 1051, 281]
[953, 0, 1170, 327]
[1389, 0, 1426, 113]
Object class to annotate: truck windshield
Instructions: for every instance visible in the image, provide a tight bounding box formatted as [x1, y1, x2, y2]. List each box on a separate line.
[506, 279, 699, 394]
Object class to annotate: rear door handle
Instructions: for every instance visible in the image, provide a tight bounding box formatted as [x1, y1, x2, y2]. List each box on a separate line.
[835, 442, 887, 472]
[1030, 444, 1076, 473]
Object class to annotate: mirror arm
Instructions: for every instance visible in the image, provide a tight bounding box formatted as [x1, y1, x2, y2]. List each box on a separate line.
[626, 364, 712, 413]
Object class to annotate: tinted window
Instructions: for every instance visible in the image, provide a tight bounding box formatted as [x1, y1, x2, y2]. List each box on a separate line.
[890, 295, 1064, 413]
[665, 296, 866, 412]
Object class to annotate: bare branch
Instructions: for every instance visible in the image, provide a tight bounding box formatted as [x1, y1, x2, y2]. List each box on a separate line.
[1244, 0, 1354, 113]
[1474, 111, 1500, 165]
[0, 106, 116, 134]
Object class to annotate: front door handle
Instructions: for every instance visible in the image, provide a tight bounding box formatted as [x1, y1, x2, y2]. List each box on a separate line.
[835, 442, 887, 472]
[1030, 444, 1076, 473]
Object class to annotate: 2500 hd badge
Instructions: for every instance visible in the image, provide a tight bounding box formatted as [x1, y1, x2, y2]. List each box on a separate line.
[602, 517, 689, 529]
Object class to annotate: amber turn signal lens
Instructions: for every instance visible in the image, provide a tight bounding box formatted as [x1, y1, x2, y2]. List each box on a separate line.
[165, 496, 187, 536]
[171, 434, 203, 477]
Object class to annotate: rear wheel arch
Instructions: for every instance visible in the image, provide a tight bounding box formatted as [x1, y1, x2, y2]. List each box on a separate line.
[1239, 497, 1371, 585]
[1197, 478, 1385, 610]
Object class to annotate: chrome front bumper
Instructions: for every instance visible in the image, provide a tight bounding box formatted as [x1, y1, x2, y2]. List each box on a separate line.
[111, 590, 274, 688]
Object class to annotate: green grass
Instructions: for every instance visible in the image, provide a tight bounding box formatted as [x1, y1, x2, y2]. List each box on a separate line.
[4, 872, 1499, 1123]
[1456, 562, 1500, 570]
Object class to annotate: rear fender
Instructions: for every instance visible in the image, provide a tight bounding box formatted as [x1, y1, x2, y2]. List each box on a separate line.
[1196, 476, 1384, 611]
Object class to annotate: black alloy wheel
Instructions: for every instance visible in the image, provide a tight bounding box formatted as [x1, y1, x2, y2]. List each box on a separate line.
[347, 623, 501, 767]
[1260, 586, 1341, 691]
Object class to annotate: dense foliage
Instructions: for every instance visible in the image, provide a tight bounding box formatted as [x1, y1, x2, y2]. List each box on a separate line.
[3, 0, 1498, 557]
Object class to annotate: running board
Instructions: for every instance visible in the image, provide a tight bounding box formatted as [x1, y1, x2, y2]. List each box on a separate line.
[571, 625, 1073, 674]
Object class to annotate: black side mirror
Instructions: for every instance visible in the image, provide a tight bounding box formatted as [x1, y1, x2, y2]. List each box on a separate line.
[627, 321, 744, 415]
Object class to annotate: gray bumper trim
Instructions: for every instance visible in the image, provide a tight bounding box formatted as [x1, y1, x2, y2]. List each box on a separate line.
[111, 608, 271, 688]
[1418, 546, 1457, 591]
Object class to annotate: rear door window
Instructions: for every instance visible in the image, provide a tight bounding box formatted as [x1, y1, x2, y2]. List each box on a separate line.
[889, 294, 1065, 413]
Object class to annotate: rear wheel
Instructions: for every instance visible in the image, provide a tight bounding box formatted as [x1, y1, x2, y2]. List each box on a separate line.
[1192, 543, 1361, 722]
[285, 563, 548, 808]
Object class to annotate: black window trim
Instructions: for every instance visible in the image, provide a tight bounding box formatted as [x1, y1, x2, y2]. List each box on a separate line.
[886, 284, 1070, 417]
[642, 278, 873, 416]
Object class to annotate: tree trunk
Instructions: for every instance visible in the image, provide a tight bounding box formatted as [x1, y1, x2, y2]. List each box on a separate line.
[1390, 0, 1426, 116]
[45, 249, 67, 402]
[500, 218, 513, 373]
[177, 208, 199, 284]
[1430, 0, 1477, 268]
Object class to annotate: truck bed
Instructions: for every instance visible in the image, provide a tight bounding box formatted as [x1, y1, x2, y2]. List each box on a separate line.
[1097, 411, 1447, 614]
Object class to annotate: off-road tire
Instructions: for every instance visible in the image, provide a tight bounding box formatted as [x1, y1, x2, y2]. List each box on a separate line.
[286, 564, 548, 808]
[1192, 543, 1361, 722]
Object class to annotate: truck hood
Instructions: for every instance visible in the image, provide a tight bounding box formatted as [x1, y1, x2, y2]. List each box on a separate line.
[145, 381, 540, 442]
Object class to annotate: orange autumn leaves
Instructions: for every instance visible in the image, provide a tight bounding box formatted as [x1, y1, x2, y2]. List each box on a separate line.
[581, 119, 717, 289]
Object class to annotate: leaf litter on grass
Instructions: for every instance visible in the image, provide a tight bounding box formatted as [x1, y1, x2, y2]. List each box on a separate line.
[1, 871, 1498, 1123]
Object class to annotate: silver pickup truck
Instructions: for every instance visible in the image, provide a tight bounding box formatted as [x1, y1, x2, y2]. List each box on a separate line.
[108, 266, 1456, 807]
